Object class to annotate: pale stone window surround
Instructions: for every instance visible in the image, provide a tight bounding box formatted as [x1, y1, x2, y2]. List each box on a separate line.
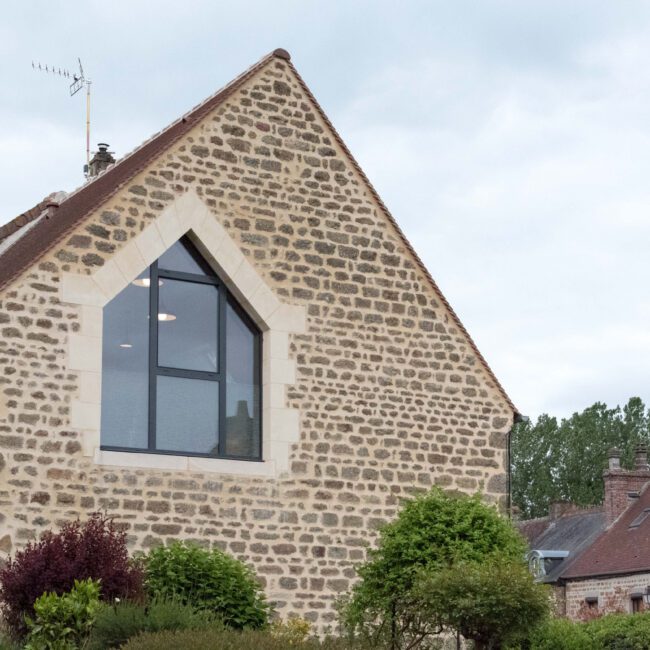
[61, 189, 306, 477]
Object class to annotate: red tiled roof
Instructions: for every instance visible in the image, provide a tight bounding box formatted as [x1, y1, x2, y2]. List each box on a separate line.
[0, 49, 285, 290]
[0, 48, 519, 416]
[0, 193, 60, 244]
[562, 483, 650, 579]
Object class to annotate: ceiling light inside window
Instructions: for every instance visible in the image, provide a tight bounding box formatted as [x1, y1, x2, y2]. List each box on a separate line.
[158, 313, 176, 322]
[132, 278, 163, 287]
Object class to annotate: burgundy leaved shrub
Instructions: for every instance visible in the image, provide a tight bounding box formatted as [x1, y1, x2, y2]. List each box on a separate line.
[0, 513, 143, 638]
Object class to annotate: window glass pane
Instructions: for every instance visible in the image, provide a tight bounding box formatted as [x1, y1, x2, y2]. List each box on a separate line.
[158, 240, 207, 275]
[156, 376, 219, 454]
[101, 269, 149, 449]
[224, 303, 260, 458]
[157, 279, 218, 372]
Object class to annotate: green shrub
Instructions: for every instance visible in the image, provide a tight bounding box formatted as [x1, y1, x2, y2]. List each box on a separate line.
[120, 627, 375, 650]
[144, 542, 269, 629]
[529, 617, 594, 650]
[415, 555, 550, 649]
[88, 596, 219, 649]
[269, 617, 312, 645]
[586, 612, 650, 649]
[341, 487, 527, 648]
[529, 613, 650, 650]
[23, 578, 101, 650]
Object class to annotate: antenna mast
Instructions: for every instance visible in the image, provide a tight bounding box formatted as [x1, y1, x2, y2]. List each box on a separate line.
[33, 58, 92, 175]
[69, 59, 91, 171]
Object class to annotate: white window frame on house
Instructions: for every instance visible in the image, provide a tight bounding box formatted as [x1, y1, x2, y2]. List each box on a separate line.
[61, 189, 305, 478]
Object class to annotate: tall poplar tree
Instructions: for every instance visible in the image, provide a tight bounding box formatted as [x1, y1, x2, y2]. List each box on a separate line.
[511, 397, 650, 519]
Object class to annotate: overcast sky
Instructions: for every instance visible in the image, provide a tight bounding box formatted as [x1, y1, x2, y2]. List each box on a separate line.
[2, 1, 650, 419]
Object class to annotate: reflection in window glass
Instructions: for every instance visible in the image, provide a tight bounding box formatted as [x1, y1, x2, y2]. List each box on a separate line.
[157, 280, 218, 372]
[101, 269, 149, 449]
[100, 237, 262, 461]
[224, 303, 260, 458]
[156, 375, 219, 454]
[158, 240, 206, 275]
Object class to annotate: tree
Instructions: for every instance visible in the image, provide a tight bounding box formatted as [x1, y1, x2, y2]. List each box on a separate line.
[339, 488, 526, 650]
[414, 556, 550, 650]
[511, 397, 650, 519]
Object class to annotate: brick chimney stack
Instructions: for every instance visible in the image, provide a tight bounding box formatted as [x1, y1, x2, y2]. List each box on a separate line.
[87, 143, 115, 177]
[603, 445, 650, 527]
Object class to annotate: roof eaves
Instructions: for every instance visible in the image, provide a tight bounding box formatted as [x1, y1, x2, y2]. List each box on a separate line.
[561, 567, 650, 582]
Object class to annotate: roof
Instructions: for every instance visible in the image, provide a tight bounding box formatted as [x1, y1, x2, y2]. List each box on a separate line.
[0, 192, 60, 244]
[519, 507, 606, 583]
[0, 48, 518, 416]
[562, 484, 650, 579]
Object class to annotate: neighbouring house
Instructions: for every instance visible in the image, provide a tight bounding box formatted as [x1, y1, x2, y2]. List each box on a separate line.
[520, 446, 650, 619]
[0, 48, 518, 627]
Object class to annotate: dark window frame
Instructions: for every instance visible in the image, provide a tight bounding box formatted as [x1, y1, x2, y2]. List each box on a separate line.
[101, 236, 262, 461]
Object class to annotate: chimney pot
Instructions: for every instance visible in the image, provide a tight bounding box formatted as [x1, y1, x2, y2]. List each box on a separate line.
[87, 142, 115, 178]
[608, 447, 621, 470]
[635, 444, 648, 470]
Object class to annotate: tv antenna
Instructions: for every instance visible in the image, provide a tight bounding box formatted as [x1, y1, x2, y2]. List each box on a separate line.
[32, 58, 93, 175]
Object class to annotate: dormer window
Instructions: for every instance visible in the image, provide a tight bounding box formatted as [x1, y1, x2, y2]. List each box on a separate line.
[100, 236, 261, 460]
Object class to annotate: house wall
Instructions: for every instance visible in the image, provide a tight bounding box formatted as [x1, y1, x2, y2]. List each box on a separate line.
[565, 573, 650, 619]
[0, 55, 514, 628]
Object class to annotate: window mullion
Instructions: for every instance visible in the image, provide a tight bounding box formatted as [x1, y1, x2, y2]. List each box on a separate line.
[148, 261, 159, 451]
[255, 316, 262, 460]
[218, 287, 227, 457]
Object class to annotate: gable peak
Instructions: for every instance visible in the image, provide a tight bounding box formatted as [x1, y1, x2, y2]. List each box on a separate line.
[272, 48, 291, 61]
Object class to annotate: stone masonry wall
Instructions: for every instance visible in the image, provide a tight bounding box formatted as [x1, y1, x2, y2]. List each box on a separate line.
[0, 56, 514, 628]
[565, 573, 650, 619]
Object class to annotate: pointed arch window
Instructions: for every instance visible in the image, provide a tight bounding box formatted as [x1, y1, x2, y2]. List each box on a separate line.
[100, 236, 262, 460]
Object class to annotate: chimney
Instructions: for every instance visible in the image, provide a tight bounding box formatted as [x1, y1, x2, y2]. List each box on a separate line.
[550, 501, 573, 519]
[603, 445, 650, 526]
[87, 143, 115, 177]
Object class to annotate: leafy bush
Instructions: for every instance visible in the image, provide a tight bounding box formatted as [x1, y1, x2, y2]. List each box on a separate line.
[0, 513, 143, 638]
[121, 627, 375, 650]
[269, 617, 312, 645]
[528, 617, 594, 650]
[340, 487, 527, 648]
[88, 596, 219, 649]
[414, 555, 550, 649]
[586, 612, 650, 649]
[144, 541, 269, 629]
[528, 613, 650, 650]
[23, 578, 101, 650]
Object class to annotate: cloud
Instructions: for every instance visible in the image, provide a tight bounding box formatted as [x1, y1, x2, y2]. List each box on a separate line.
[335, 25, 650, 417]
[3, 1, 650, 419]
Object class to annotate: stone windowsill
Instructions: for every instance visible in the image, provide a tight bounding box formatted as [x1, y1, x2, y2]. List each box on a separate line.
[94, 449, 277, 477]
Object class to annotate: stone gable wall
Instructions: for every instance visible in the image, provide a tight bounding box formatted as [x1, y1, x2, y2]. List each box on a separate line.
[0, 57, 514, 627]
